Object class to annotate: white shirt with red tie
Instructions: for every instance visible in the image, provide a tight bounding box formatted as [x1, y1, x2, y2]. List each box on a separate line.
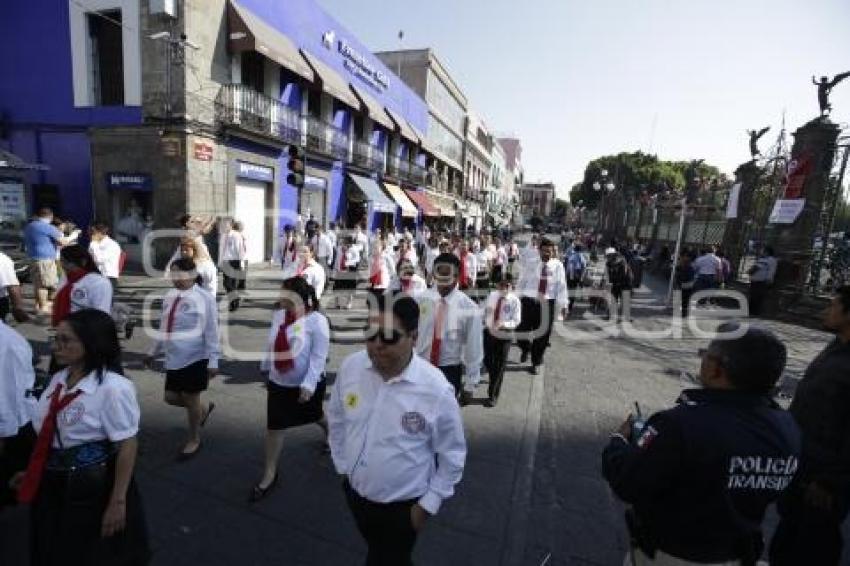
[415, 287, 483, 392]
[147, 285, 221, 370]
[280, 234, 300, 268]
[483, 290, 522, 331]
[519, 258, 569, 308]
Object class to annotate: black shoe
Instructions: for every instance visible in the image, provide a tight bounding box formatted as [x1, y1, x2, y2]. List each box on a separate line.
[228, 301, 238, 312]
[520, 351, 529, 364]
[530, 365, 540, 375]
[484, 398, 496, 408]
[249, 472, 279, 502]
[459, 391, 472, 407]
[124, 321, 135, 340]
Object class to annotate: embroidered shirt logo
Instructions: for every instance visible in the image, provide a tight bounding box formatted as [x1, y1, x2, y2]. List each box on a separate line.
[344, 392, 359, 410]
[401, 411, 426, 434]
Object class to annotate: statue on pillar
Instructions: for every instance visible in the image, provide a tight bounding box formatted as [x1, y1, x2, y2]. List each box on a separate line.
[812, 72, 850, 116]
[747, 126, 771, 159]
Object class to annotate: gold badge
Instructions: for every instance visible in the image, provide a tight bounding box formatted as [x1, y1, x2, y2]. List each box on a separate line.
[345, 392, 359, 409]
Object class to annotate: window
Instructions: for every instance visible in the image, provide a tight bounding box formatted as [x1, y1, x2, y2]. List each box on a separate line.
[353, 115, 365, 141]
[426, 71, 465, 134]
[307, 89, 322, 119]
[241, 51, 265, 94]
[426, 115, 463, 164]
[88, 10, 124, 105]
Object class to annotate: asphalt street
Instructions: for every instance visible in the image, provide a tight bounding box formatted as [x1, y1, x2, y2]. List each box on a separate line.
[2, 243, 848, 565]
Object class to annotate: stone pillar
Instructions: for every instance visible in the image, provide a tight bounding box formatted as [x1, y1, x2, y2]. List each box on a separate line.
[771, 118, 841, 307]
[720, 161, 762, 277]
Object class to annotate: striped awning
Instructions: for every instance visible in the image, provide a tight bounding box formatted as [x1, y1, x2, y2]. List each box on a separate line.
[383, 182, 418, 218]
[300, 49, 360, 109]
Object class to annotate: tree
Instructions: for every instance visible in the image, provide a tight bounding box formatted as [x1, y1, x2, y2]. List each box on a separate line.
[570, 151, 726, 209]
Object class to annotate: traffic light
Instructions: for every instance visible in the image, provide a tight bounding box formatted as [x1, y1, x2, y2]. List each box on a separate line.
[286, 145, 305, 188]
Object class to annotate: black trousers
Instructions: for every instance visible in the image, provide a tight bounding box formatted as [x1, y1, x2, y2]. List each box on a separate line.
[483, 329, 510, 401]
[438, 364, 464, 398]
[344, 481, 418, 566]
[222, 260, 247, 294]
[749, 281, 769, 316]
[517, 298, 556, 366]
[769, 480, 850, 566]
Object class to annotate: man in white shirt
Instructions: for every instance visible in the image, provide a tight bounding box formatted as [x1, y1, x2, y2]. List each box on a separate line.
[692, 246, 723, 292]
[0, 251, 28, 323]
[88, 223, 123, 286]
[416, 253, 484, 406]
[310, 225, 334, 273]
[483, 274, 522, 407]
[328, 295, 466, 565]
[0, 320, 35, 507]
[748, 246, 778, 316]
[517, 238, 568, 375]
[326, 222, 338, 268]
[296, 245, 327, 299]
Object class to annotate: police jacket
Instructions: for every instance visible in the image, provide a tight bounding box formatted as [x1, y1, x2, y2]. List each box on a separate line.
[602, 388, 801, 563]
[789, 338, 850, 490]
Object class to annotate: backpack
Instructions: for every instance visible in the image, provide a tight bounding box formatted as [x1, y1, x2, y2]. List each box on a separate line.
[609, 259, 633, 288]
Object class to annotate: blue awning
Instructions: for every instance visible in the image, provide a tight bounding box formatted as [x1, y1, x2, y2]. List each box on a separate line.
[348, 174, 396, 214]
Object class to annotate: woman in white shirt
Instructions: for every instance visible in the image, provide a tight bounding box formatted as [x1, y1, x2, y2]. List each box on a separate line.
[221, 220, 247, 311]
[145, 258, 220, 459]
[333, 236, 361, 309]
[53, 245, 113, 327]
[178, 237, 217, 296]
[387, 258, 428, 298]
[251, 276, 330, 501]
[18, 309, 150, 564]
[88, 223, 123, 288]
[368, 238, 395, 304]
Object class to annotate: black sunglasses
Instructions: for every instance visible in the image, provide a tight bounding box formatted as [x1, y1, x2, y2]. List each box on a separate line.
[366, 328, 407, 345]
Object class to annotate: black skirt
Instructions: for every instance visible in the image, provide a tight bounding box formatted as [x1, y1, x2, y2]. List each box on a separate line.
[165, 359, 209, 393]
[333, 267, 358, 291]
[31, 459, 151, 566]
[267, 379, 326, 431]
[0, 423, 35, 509]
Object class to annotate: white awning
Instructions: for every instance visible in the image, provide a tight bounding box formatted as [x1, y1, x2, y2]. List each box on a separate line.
[300, 49, 360, 109]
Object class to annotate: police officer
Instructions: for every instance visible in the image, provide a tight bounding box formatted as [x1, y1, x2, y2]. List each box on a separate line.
[602, 324, 800, 565]
[770, 286, 850, 565]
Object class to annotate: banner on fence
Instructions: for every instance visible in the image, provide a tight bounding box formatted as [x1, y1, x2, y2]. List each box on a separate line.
[783, 152, 813, 199]
[726, 182, 741, 218]
[769, 198, 806, 224]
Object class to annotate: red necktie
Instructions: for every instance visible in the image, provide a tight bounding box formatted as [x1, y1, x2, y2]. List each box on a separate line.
[18, 383, 83, 503]
[460, 254, 469, 288]
[493, 296, 505, 328]
[338, 247, 346, 270]
[370, 253, 383, 287]
[166, 296, 183, 336]
[430, 299, 447, 365]
[402, 278, 412, 292]
[51, 269, 88, 326]
[538, 264, 548, 296]
[288, 238, 296, 262]
[273, 310, 300, 372]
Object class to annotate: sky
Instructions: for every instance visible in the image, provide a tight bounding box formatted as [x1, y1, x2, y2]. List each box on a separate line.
[317, 0, 850, 200]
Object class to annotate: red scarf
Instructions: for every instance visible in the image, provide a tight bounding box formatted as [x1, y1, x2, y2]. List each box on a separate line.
[18, 383, 83, 503]
[338, 247, 347, 270]
[370, 252, 384, 287]
[401, 277, 413, 292]
[52, 269, 90, 327]
[273, 310, 305, 372]
[459, 253, 471, 288]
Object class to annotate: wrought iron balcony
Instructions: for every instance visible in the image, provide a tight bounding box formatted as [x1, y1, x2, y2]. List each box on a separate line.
[410, 164, 426, 185]
[388, 156, 412, 180]
[215, 84, 301, 145]
[306, 115, 350, 161]
[352, 140, 385, 172]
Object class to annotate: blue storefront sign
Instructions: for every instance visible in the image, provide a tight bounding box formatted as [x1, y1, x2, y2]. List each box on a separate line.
[237, 160, 275, 182]
[304, 175, 327, 190]
[107, 173, 152, 191]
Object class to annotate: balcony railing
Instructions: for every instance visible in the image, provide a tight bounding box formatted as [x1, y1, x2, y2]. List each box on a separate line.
[410, 164, 426, 185]
[215, 84, 301, 145]
[388, 155, 413, 180]
[352, 140, 384, 172]
[306, 115, 350, 161]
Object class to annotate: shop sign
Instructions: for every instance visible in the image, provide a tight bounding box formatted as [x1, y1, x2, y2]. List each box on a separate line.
[107, 173, 153, 191]
[194, 141, 214, 161]
[329, 35, 390, 92]
[304, 175, 327, 190]
[236, 161, 274, 182]
[0, 180, 27, 221]
[769, 198, 806, 224]
[162, 137, 181, 157]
